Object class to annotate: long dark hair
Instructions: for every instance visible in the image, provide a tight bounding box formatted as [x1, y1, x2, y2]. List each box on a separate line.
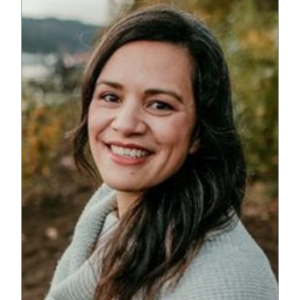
[72, 5, 246, 300]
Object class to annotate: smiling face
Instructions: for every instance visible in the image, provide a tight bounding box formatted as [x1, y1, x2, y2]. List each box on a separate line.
[88, 41, 198, 204]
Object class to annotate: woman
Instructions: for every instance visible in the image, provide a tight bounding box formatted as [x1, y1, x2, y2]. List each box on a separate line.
[45, 5, 278, 300]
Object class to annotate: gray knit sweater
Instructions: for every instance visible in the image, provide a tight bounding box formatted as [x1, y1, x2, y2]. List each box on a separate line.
[44, 184, 278, 300]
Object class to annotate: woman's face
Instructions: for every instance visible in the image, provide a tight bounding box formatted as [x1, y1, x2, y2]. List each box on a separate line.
[88, 41, 198, 197]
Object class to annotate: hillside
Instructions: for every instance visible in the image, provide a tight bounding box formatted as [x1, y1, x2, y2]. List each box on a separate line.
[22, 17, 100, 54]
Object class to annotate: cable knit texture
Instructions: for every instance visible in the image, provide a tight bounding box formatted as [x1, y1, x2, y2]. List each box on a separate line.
[44, 183, 278, 300]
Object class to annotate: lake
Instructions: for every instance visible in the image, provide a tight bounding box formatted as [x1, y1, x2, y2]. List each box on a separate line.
[22, 52, 58, 81]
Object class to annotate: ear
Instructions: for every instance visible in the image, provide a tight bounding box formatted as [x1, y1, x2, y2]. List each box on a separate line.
[188, 138, 200, 154]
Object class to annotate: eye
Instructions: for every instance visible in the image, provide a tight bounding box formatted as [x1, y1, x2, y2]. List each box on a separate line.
[100, 93, 120, 103]
[149, 101, 174, 111]
[147, 101, 175, 116]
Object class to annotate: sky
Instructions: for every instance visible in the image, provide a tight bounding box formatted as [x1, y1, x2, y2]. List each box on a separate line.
[22, 0, 111, 26]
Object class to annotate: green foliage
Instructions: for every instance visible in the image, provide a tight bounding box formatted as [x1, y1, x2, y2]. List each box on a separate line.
[22, 104, 61, 179]
[22, 85, 80, 183]
[53, 59, 84, 92]
[220, 0, 278, 179]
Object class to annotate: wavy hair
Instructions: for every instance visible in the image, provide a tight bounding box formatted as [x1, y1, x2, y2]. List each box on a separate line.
[72, 5, 247, 300]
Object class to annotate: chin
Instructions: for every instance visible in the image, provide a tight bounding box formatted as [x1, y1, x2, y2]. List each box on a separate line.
[103, 179, 143, 193]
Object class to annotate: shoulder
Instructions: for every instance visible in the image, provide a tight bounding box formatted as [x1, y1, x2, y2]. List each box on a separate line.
[163, 220, 278, 300]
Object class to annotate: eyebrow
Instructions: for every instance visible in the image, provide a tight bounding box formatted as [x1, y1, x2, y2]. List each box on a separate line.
[96, 80, 183, 103]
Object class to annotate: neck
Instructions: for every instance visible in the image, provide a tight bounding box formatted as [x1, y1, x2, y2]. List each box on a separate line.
[116, 191, 141, 218]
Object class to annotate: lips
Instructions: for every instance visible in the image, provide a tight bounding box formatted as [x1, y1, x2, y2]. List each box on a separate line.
[105, 142, 153, 166]
[105, 142, 154, 155]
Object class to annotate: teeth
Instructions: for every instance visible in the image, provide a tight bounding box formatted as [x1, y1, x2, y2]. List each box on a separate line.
[111, 145, 149, 158]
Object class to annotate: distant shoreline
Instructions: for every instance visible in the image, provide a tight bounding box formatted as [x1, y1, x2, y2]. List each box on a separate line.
[22, 52, 57, 81]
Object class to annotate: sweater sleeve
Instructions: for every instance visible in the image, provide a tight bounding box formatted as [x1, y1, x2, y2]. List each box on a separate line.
[161, 221, 278, 300]
[177, 251, 278, 300]
[161, 251, 278, 300]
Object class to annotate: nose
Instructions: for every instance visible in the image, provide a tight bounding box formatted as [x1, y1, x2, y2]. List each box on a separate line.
[111, 100, 147, 136]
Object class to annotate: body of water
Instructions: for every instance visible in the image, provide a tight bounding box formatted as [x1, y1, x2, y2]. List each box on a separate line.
[22, 52, 58, 81]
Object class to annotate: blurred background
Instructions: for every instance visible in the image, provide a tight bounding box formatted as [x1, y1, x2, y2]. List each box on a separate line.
[22, 0, 278, 299]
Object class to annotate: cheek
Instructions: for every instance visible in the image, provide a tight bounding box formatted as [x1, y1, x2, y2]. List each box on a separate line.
[88, 104, 110, 137]
[88, 112, 98, 135]
[153, 116, 195, 147]
[87, 103, 96, 129]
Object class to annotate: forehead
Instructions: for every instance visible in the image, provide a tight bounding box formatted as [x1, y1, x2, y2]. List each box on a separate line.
[98, 41, 194, 89]
[107, 40, 192, 62]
